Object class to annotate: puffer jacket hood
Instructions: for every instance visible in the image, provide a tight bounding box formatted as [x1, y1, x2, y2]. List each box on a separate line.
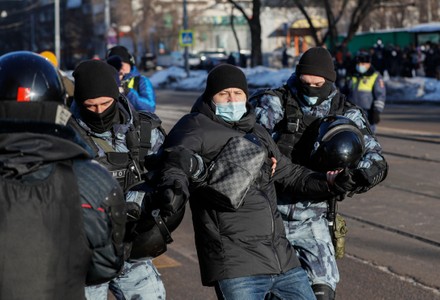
[0, 132, 90, 166]
[0, 101, 93, 164]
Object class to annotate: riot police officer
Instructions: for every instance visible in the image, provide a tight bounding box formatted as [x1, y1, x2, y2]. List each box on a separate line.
[250, 47, 388, 300]
[0, 51, 126, 300]
[70, 59, 180, 300]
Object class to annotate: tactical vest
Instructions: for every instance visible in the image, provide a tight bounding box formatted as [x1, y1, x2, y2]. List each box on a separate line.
[82, 110, 166, 192]
[0, 161, 89, 300]
[262, 85, 357, 161]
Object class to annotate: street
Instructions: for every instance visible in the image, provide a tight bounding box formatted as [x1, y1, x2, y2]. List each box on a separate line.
[153, 90, 440, 300]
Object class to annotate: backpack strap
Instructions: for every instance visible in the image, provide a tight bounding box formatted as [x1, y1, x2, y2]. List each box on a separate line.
[134, 111, 166, 167]
[91, 136, 116, 153]
[337, 94, 375, 136]
[329, 92, 347, 115]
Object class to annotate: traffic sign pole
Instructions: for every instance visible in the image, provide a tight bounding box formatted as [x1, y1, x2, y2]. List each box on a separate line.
[183, 0, 189, 76]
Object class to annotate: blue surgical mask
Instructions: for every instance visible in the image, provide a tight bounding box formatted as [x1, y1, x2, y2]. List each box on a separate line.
[302, 95, 320, 106]
[356, 64, 368, 74]
[214, 101, 247, 122]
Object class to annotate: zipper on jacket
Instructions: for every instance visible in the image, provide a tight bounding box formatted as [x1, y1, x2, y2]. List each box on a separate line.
[261, 188, 282, 272]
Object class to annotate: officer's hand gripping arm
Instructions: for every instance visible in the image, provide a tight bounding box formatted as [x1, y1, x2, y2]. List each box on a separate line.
[160, 180, 186, 218]
[350, 159, 388, 195]
[332, 168, 358, 195]
[330, 158, 388, 197]
[162, 145, 206, 181]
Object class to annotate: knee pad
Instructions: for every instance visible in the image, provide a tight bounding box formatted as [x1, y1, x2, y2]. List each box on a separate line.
[312, 284, 335, 300]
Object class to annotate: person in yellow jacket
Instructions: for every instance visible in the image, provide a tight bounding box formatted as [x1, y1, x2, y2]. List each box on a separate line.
[39, 50, 75, 106]
[343, 51, 386, 132]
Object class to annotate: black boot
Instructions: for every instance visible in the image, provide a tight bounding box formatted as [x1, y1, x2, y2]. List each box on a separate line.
[312, 284, 335, 300]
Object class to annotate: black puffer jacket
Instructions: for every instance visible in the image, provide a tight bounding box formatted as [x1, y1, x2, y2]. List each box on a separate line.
[0, 116, 126, 299]
[161, 97, 331, 286]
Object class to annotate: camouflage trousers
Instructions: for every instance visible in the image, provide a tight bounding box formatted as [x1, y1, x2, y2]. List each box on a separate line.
[85, 259, 165, 300]
[279, 201, 339, 291]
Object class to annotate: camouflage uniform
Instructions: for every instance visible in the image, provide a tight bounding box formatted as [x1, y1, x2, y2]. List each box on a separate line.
[250, 74, 385, 291]
[71, 99, 166, 300]
[85, 260, 165, 300]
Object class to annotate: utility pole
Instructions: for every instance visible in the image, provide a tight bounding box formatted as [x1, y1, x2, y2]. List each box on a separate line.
[105, 0, 110, 31]
[183, 0, 189, 76]
[105, 0, 111, 49]
[55, 0, 60, 65]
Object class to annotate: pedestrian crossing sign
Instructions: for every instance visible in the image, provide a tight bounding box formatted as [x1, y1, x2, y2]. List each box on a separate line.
[179, 30, 194, 47]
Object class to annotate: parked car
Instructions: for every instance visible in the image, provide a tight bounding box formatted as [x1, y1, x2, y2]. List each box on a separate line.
[170, 51, 201, 69]
[230, 49, 251, 68]
[140, 52, 156, 71]
[156, 51, 201, 69]
[198, 49, 228, 70]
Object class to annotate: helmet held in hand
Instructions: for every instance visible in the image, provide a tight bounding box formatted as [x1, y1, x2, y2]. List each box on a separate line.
[308, 115, 365, 172]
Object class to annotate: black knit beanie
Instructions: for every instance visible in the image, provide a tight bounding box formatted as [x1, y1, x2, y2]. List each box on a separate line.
[107, 45, 133, 66]
[202, 64, 249, 101]
[296, 47, 337, 82]
[73, 59, 119, 103]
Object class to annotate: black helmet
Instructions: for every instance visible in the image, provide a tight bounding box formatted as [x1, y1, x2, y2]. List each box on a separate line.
[308, 116, 365, 172]
[355, 51, 371, 63]
[0, 51, 66, 103]
[130, 206, 185, 259]
[126, 180, 186, 259]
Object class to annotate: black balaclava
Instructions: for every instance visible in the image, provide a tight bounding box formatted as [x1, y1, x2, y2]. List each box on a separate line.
[73, 60, 120, 133]
[295, 47, 336, 106]
[78, 100, 118, 133]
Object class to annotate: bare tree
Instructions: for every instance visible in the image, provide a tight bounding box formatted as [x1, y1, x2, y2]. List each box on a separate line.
[138, 0, 200, 54]
[226, 0, 402, 65]
[230, 6, 242, 54]
[290, 0, 380, 50]
[290, 0, 418, 52]
[227, 0, 263, 66]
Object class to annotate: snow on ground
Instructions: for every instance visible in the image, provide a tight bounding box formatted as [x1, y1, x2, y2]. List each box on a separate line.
[149, 66, 440, 104]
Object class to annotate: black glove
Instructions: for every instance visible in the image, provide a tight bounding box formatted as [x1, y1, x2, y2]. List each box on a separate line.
[160, 180, 187, 218]
[332, 169, 358, 194]
[369, 109, 381, 125]
[163, 146, 204, 179]
[334, 163, 387, 196]
[124, 201, 141, 243]
[126, 202, 141, 222]
[349, 163, 388, 194]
